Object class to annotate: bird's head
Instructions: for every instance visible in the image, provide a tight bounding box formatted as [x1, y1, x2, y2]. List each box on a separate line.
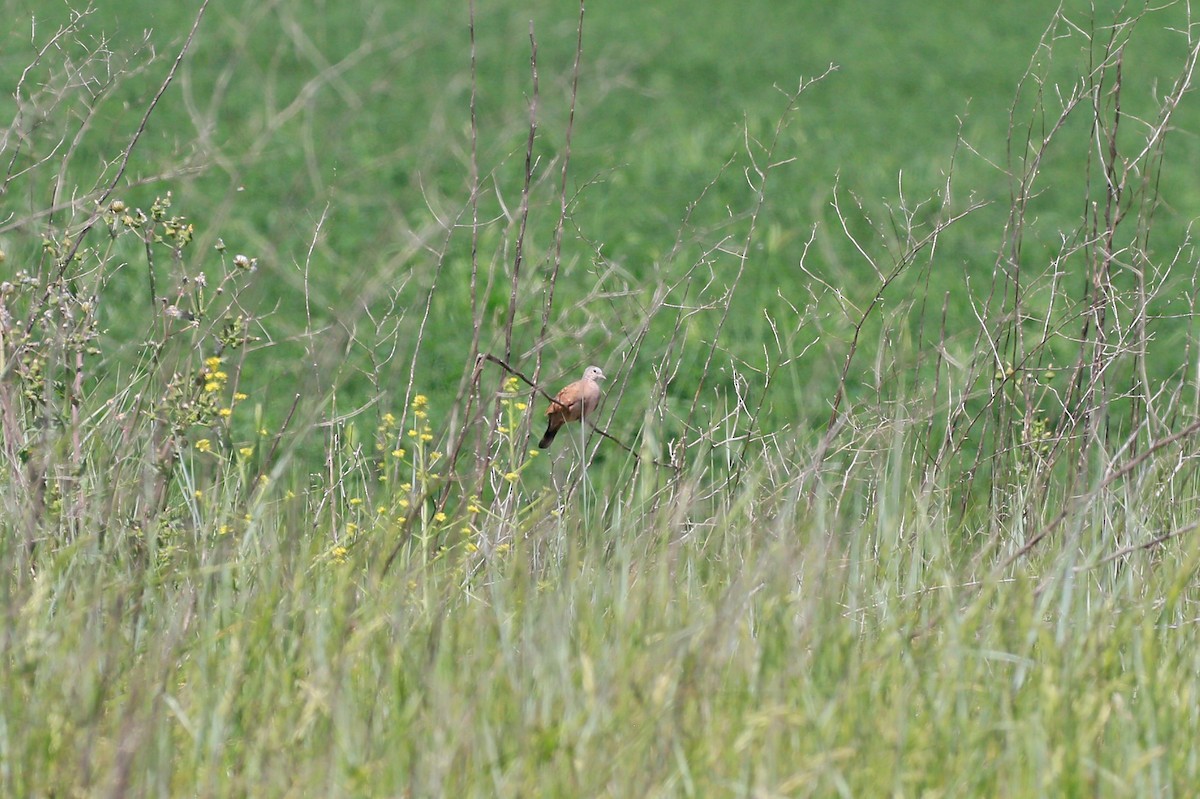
[584, 365, 606, 382]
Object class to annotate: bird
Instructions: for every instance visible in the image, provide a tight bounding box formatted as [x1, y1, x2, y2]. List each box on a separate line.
[538, 365, 606, 449]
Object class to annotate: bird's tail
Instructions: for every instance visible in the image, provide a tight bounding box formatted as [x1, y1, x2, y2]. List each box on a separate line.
[538, 427, 558, 449]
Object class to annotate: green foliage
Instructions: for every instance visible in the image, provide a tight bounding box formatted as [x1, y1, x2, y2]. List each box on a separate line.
[5, 0, 1200, 794]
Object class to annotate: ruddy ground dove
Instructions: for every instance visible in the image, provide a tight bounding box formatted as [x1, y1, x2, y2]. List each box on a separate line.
[538, 365, 606, 449]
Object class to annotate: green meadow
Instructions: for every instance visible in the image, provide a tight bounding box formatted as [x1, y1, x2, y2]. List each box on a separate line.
[5, 0, 1200, 795]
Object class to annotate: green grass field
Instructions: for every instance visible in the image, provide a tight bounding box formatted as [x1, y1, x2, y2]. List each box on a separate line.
[5, 0, 1200, 795]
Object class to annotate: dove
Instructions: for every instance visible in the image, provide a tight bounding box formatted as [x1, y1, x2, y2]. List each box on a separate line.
[538, 365, 606, 449]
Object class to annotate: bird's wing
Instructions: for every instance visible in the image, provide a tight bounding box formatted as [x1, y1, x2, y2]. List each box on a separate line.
[547, 380, 583, 419]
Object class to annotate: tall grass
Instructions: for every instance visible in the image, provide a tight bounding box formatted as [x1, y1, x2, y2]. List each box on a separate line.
[4, 1, 1200, 796]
